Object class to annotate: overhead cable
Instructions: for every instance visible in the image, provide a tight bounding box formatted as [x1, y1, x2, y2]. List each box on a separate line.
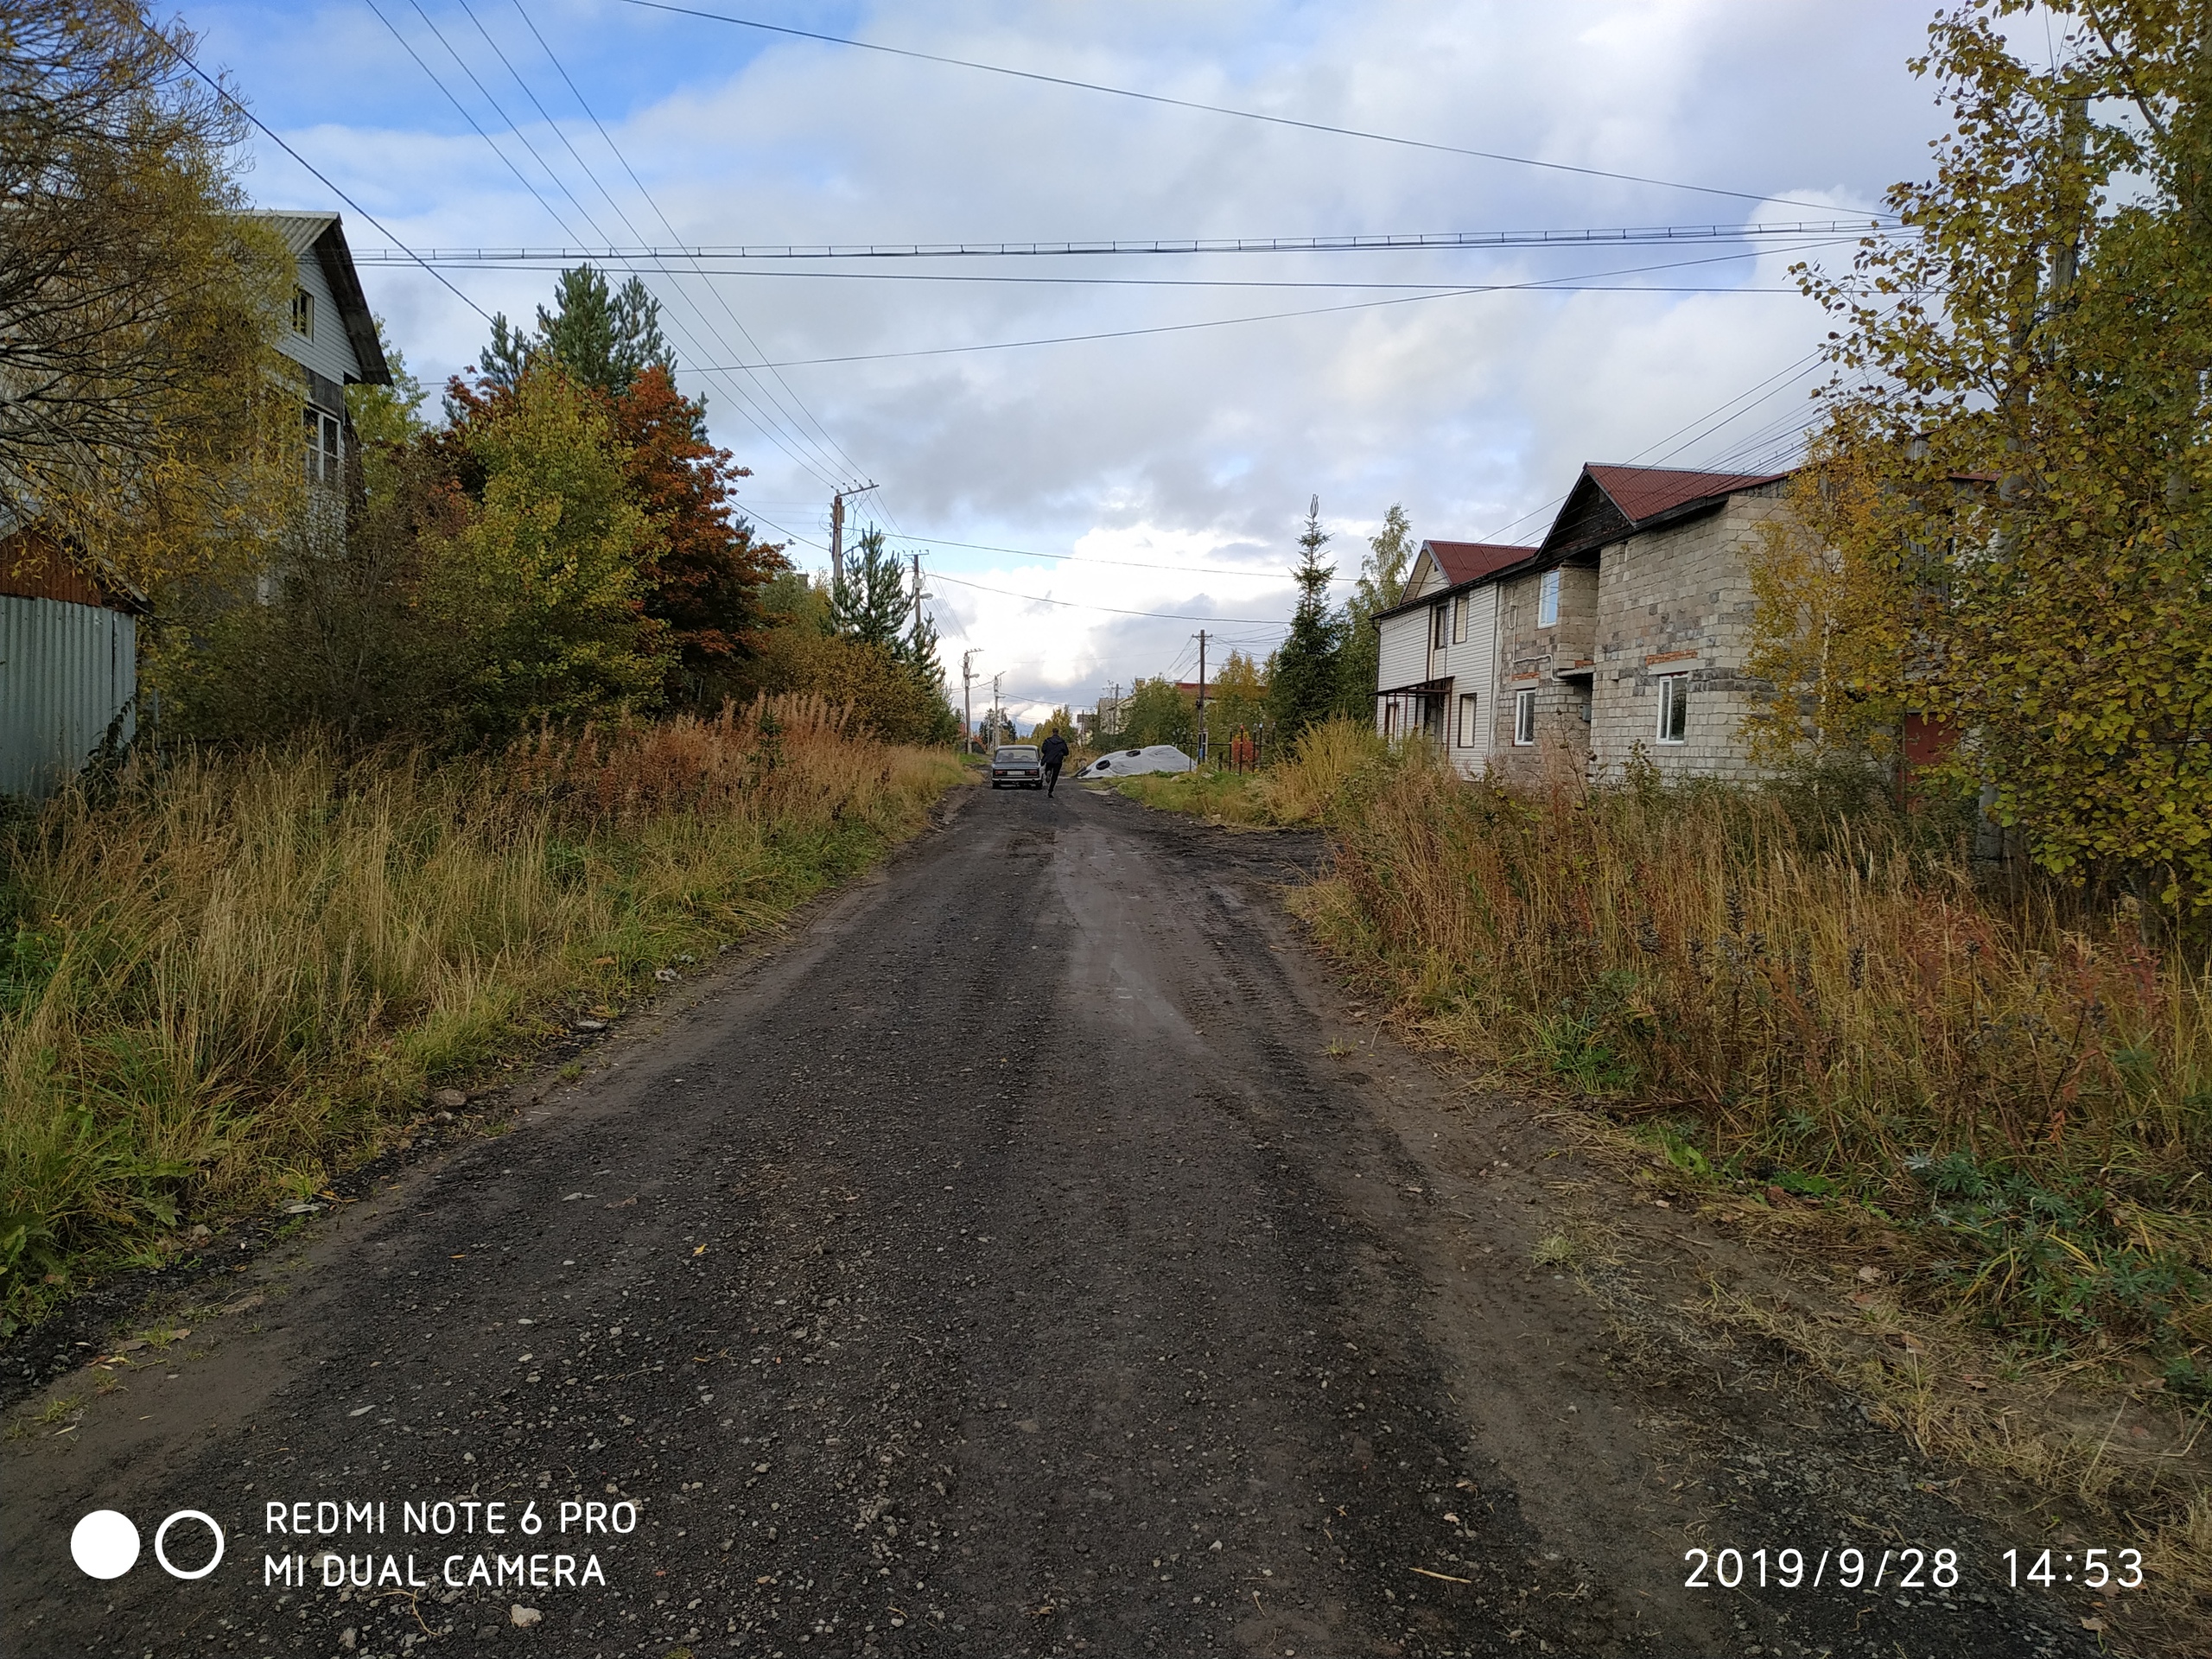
[145, 29, 492, 321]
[619, 0, 1892, 218]
[369, 0, 853, 493]
[507, 0, 890, 506]
[354, 219, 1900, 263]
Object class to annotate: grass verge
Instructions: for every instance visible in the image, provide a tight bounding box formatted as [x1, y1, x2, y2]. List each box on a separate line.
[0, 695, 962, 1332]
[1266, 738, 2211, 1649]
[1103, 716, 1386, 825]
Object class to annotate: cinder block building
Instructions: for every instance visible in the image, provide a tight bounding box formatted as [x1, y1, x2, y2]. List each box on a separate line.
[1371, 463, 1790, 783]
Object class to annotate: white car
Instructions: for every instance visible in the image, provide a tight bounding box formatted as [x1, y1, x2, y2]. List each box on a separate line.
[1075, 745, 1195, 780]
[989, 745, 1045, 788]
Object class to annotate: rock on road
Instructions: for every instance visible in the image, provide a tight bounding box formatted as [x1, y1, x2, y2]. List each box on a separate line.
[3, 784, 2097, 1658]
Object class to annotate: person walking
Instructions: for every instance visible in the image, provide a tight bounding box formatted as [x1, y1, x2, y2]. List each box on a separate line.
[1039, 728, 1071, 797]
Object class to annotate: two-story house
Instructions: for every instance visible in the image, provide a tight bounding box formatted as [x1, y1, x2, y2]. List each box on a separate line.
[1371, 464, 1790, 782]
[1, 211, 388, 798]
[1373, 539, 1535, 766]
[261, 211, 391, 491]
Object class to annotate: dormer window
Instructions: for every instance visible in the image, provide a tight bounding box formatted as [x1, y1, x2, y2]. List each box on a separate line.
[1537, 568, 1560, 627]
[290, 287, 314, 339]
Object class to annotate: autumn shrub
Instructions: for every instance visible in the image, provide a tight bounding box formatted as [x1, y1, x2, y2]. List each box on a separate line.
[0, 696, 960, 1329]
[1296, 756, 2212, 1357]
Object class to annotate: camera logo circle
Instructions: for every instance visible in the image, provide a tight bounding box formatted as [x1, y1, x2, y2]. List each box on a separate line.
[71, 1510, 224, 1581]
[70, 1511, 139, 1580]
[155, 1510, 225, 1580]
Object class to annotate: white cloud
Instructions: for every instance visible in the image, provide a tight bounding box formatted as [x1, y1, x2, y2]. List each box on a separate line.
[199, 0, 1946, 717]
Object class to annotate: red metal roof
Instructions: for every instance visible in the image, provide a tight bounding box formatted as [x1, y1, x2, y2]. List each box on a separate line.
[1581, 464, 1784, 524]
[1424, 540, 1537, 584]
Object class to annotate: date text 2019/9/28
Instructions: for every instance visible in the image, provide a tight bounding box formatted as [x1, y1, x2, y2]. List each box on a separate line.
[1682, 1545, 2145, 1592]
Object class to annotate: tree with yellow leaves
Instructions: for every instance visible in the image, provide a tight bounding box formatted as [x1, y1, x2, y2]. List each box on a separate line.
[0, 1, 299, 592]
[1751, 0, 2212, 909]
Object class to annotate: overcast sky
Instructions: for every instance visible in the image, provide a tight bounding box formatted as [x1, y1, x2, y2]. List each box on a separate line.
[190, 0, 1955, 721]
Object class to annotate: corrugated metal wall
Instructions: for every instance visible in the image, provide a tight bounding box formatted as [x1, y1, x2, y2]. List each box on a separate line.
[0, 594, 137, 799]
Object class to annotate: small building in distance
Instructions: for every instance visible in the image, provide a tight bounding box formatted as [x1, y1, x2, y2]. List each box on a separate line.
[1370, 464, 1791, 783]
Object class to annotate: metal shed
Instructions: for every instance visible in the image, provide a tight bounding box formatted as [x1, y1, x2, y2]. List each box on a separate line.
[0, 529, 146, 799]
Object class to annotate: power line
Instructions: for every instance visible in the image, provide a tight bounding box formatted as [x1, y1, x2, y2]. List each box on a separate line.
[637, 239, 1853, 372]
[146, 29, 492, 321]
[369, 0, 855, 493]
[363, 0, 585, 242]
[471, 3, 862, 493]
[346, 263, 1812, 294]
[505, 0, 890, 509]
[352, 219, 1900, 263]
[689, 283, 1824, 373]
[619, 0, 1893, 218]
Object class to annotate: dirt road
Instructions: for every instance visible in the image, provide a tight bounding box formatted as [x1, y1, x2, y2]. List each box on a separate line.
[3, 784, 2101, 1657]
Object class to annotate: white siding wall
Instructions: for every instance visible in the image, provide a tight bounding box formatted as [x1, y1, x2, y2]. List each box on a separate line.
[275, 251, 363, 386]
[1446, 586, 1497, 775]
[1376, 608, 1429, 700]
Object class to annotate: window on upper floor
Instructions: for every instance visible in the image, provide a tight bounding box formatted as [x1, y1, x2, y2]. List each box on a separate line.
[1537, 568, 1560, 628]
[1513, 688, 1537, 746]
[1452, 593, 1469, 643]
[291, 287, 314, 339]
[1656, 673, 1690, 744]
[1432, 602, 1449, 651]
[1457, 692, 1479, 747]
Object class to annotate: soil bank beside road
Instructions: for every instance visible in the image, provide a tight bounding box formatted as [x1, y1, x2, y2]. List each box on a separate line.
[3, 784, 2100, 1656]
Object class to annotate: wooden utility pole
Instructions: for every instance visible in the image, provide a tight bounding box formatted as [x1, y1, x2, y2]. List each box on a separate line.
[910, 552, 925, 654]
[1195, 629, 1209, 765]
[827, 482, 878, 577]
[963, 649, 977, 753]
[991, 672, 1002, 747]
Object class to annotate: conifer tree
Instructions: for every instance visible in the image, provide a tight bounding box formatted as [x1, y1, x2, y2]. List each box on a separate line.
[1267, 495, 1346, 745]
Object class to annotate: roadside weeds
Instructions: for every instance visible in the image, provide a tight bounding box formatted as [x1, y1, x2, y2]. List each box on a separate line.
[0, 696, 964, 1336]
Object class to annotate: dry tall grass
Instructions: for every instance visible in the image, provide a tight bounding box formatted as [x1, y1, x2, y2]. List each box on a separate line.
[1106, 716, 1388, 825]
[0, 696, 959, 1328]
[1295, 752, 2212, 1361]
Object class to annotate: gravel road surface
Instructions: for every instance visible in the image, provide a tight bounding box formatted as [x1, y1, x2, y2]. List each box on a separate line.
[3, 783, 2101, 1657]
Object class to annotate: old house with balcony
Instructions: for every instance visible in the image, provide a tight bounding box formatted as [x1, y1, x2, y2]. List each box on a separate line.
[1370, 464, 1791, 782]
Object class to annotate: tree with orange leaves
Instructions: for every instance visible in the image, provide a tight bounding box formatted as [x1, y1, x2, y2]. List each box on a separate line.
[606, 365, 785, 704]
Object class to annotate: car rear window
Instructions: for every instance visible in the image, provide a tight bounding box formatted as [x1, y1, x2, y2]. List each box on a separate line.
[993, 747, 1039, 762]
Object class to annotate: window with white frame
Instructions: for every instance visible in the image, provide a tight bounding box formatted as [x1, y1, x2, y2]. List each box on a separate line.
[1656, 673, 1690, 743]
[1432, 602, 1449, 650]
[1536, 568, 1560, 627]
[290, 287, 314, 339]
[1457, 692, 1479, 747]
[303, 407, 340, 483]
[1451, 593, 1469, 643]
[1513, 687, 1537, 746]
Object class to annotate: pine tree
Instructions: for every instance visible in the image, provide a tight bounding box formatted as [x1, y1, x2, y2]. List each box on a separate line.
[473, 265, 675, 403]
[828, 526, 912, 648]
[1267, 495, 1345, 746]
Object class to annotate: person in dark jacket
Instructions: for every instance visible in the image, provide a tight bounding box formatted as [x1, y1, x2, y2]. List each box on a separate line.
[1039, 729, 1071, 796]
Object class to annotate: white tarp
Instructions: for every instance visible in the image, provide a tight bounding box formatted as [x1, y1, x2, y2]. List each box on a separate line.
[1076, 745, 1194, 780]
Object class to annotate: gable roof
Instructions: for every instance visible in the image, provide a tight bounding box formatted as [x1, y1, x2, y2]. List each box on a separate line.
[253, 211, 391, 386]
[1540, 462, 1783, 557]
[1426, 540, 1537, 586]
[1372, 538, 1539, 623]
